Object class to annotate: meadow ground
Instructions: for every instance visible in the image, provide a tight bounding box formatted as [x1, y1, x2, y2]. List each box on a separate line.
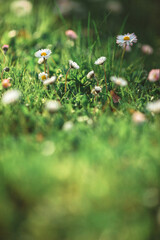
[0, 0, 160, 239]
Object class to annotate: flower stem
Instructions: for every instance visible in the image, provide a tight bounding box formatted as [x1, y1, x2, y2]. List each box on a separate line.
[44, 58, 46, 73]
[103, 65, 107, 93]
[47, 64, 49, 77]
[65, 67, 71, 93]
[119, 45, 126, 75]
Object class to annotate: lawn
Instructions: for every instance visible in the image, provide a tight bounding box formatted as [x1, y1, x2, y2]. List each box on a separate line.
[0, 0, 160, 239]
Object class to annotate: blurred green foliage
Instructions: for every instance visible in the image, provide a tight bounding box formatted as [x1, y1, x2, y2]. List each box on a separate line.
[0, 0, 160, 240]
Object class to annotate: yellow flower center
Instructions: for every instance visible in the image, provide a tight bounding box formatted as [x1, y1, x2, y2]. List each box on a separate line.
[41, 75, 47, 81]
[41, 52, 47, 56]
[123, 36, 130, 41]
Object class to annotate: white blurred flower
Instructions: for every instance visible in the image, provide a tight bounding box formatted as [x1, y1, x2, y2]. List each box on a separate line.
[10, 0, 32, 17]
[35, 49, 51, 59]
[91, 86, 102, 95]
[45, 100, 61, 113]
[95, 86, 102, 93]
[65, 30, 78, 40]
[146, 100, 160, 113]
[106, 1, 123, 13]
[77, 116, 93, 125]
[69, 60, 80, 69]
[110, 76, 128, 86]
[8, 30, 17, 38]
[2, 89, 21, 105]
[41, 141, 55, 156]
[132, 111, 146, 124]
[94, 56, 106, 65]
[116, 33, 137, 47]
[63, 121, 74, 131]
[87, 70, 95, 79]
[43, 76, 56, 86]
[39, 72, 48, 82]
[141, 45, 153, 55]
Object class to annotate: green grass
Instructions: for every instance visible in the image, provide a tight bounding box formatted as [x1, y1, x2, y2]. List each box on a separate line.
[0, 1, 160, 240]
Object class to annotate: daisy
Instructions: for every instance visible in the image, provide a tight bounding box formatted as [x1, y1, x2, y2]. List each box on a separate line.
[45, 100, 61, 113]
[2, 44, 9, 54]
[116, 33, 137, 47]
[110, 76, 128, 86]
[87, 70, 95, 79]
[2, 79, 11, 88]
[146, 100, 160, 113]
[39, 72, 48, 82]
[95, 86, 102, 93]
[148, 69, 160, 82]
[94, 56, 106, 65]
[35, 49, 51, 59]
[10, 0, 33, 17]
[63, 121, 74, 131]
[2, 89, 21, 104]
[94, 57, 107, 92]
[69, 60, 80, 69]
[43, 76, 56, 85]
[65, 30, 78, 40]
[91, 86, 102, 95]
[141, 44, 153, 55]
[65, 60, 79, 92]
[132, 111, 146, 124]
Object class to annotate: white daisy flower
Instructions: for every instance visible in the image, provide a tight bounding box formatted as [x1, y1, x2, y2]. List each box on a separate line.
[35, 49, 52, 59]
[146, 100, 160, 113]
[95, 86, 102, 93]
[87, 70, 95, 79]
[110, 76, 128, 86]
[2, 89, 21, 105]
[43, 76, 56, 85]
[10, 0, 33, 17]
[38, 72, 48, 82]
[69, 60, 80, 69]
[116, 33, 137, 47]
[132, 111, 146, 124]
[63, 121, 74, 131]
[94, 56, 106, 65]
[91, 86, 102, 95]
[45, 100, 61, 113]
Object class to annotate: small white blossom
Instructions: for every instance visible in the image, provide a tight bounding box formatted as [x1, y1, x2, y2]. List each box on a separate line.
[94, 56, 106, 65]
[132, 111, 146, 124]
[69, 60, 80, 69]
[43, 76, 56, 85]
[2, 89, 21, 105]
[63, 121, 74, 131]
[141, 45, 153, 55]
[116, 33, 137, 47]
[95, 86, 102, 93]
[41, 141, 55, 156]
[39, 72, 48, 82]
[35, 49, 51, 59]
[87, 70, 95, 79]
[45, 100, 61, 113]
[146, 100, 160, 113]
[91, 86, 102, 95]
[8, 30, 17, 38]
[110, 76, 128, 86]
[10, 0, 32, 17]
